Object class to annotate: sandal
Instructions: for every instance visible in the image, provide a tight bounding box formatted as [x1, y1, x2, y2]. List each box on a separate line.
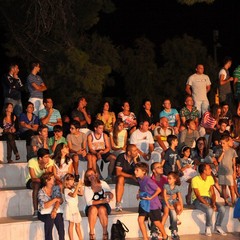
[102, 232, 108, 240]
[89, 233, 95, 240]
[15, 153, 20, 161]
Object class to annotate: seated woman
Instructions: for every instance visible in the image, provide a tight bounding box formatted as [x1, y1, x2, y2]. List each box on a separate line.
[52, 143, 73, 189]
[38, 172, 64, 240]
[84, 168, 113, 240]
[110, 119, 127, 156]
[179, 119, 200, 149]
[25, 148, 54, 218]
[0, 102, 20, 163]
[19, 102, 39, 160]
[96, 101, 116, 135]
[117, 101, 137, 135]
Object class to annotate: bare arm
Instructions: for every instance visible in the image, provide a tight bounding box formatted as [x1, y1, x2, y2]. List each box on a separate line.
[185, 84, 192, 95]
[31, 82, 47, 92]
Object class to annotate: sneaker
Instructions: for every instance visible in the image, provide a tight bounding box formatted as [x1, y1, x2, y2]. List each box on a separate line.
[105, 176, 113, 183]
[33, 210, 38, 218]
[171, 230, 180, 240]
[115, 202, 122, 212]
[215, 226, 227, 236]
[205, 226, 212, 236]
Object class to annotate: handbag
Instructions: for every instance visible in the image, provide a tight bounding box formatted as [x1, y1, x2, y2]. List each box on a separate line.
[111, 219, 129, 240]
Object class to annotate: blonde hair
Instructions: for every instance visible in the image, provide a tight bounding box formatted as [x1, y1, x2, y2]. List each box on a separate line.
[63, 173, 75, 189]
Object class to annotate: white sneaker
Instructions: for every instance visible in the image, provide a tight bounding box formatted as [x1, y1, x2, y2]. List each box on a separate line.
[215, 226, 227, 236]
[33, 210, 38, 218]
[115, 203, 122, 212]
[205, 226, 212, 236]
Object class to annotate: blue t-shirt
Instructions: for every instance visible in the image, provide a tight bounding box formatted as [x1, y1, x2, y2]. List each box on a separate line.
[138, 176, 161, 210]
[27, 73, 44, 99]
[39, 108, 61, 132]
[19, 113, 39, 132]
[159, 108, 179, 127]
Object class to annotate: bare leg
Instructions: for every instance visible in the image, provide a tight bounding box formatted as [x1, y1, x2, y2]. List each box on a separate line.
[229, 185, 235, 205]
[138, 216, 148, 240]
[98, 205, 108, 237]
[72, 154, 79, 176]
[88, 206, 98, 236]
[221, 185, 228, 204]
[68, 221, 74, 240]
[75, 223, 83, 240]
[161, 206, 169, 226]
[106, 155, 116, 177]
[115, 176, 125, 203]
[153, 220, 167, 239]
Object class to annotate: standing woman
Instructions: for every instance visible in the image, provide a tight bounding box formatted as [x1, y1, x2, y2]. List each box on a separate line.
[84, 168, 113, 240]
[19, 102, 39, 160]
[96, 101, 116, 135]
[0, 102, 20, 163]
[38, 172, 64, 240]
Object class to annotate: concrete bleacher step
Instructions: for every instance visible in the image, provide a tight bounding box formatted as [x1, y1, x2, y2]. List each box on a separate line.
[0, 207, 239, 240]
[0, 140, 27, 163]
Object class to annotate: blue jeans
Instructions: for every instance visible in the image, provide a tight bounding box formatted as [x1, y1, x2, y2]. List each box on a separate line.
[169, 209, 178, 231]
[193, 197, 226, 227]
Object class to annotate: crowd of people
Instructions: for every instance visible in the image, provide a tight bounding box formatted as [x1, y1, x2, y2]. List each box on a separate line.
[1, 59, 240, 240]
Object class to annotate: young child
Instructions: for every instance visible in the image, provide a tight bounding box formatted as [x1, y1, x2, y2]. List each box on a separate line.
[64, 173, 83, 240]
[163, 172, 183, 240]
[134, 162, 168, 240]
[161, 135, 181, 176]
[218, 134, 237, 206]
[179, 146, 197, 205]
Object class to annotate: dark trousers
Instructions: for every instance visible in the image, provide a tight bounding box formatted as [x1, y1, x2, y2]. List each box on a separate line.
[3, 132, 18, 161]
[38, 212, 65, 240]
[20, 129, 35, 146]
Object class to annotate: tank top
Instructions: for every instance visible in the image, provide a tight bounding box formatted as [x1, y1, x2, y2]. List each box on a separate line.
[91, 132, 105, 151]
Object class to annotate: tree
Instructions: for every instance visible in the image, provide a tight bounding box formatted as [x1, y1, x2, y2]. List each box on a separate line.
[178, 0, 215, 5]
[157, 34, 218, 108]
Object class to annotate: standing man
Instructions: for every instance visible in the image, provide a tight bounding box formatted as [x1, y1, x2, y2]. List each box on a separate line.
[218, 57, 234, 109]
[27, 62, 47, 116]
[39, 97, 62, 137]
[71, 96, 91, 134]
[114, 144, 139, 212]
[192, 163, 226, 236]
[186, 64, 211, 117]
[2, 63, 24, 117]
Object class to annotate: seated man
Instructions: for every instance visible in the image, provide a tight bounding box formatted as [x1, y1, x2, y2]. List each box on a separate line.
[39, 97, 62, 137]
[29, 125, 49, 160]
[114, 144, 139, 212]
[71, 96, 91, 134]
[154, 117, 175, 153]
[25, 148, 54, 218]
[192, 163, 226, 236]
[159, 99, 180, 135]
[130, 120, 154, 162]
[87, 119, 116, 180]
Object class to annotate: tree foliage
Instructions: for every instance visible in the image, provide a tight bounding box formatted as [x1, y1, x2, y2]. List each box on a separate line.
[177, 0, 215, 5]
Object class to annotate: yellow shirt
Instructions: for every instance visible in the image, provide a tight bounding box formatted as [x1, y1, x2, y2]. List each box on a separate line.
[191, 175, 214, 201]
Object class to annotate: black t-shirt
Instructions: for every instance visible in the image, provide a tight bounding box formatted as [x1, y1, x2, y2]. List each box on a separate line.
[163, 148, 179, 175]
[212, 129, 229, 147]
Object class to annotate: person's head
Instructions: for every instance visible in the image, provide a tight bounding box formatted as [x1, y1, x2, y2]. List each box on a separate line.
[126, 144, 138, 159]
[53, 143, 69, 162]
[181, 146, 191, 158]
[162, 99, 171, 110]
[84, 168, 100, 187]
[198, 163, 211, 176]
[3, 102, 13, 115]
[113, 118, 124, 132]
[53, 125, 63, 138]
[223, 56, 232, 69]
[209, 104, 221, 119]
[196, 137, 207, 151]
[62, 115, 70, 123]
[25, 102, 34, 114]
[184, 95, 194, 107]
[37, 125, 48, 138]
[122, 101, 130, 112]
[37, 148, 50, 164]
[151, 162, 163, 176]
[195, 64, 204, 74]
[93, 119, 104, 134]
[30, 62, 41, 72]
[63, 173, 75, 189]
[142, 99, 151, 111]
[167, 172, 181, 186]
[43, 98, 53, 109]
[218, 119, 228, 132]
[139, 120, 149, 132]
[185, 119, 196, 131]
[8, 63, 19, 75]
[159, 117, 169, 128]
[134, 162, 149, 178]
[102, 101, 111, 112]
[236, 163, 240, 176]
[220, 134, 230, 149]
[167, 134, 178, 147]
[70, 120, 80, 134]
[221, 102, 230, 115]
[77, 97, 87, 108]
[40, 172, 55, 187]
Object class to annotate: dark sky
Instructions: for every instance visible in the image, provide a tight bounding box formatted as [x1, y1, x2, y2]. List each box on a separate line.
[96, 0, 240, 65]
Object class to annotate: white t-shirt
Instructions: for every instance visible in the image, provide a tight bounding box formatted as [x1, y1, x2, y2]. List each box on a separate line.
[130, 129, 154, 153]
[187, 73, 211, 101]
